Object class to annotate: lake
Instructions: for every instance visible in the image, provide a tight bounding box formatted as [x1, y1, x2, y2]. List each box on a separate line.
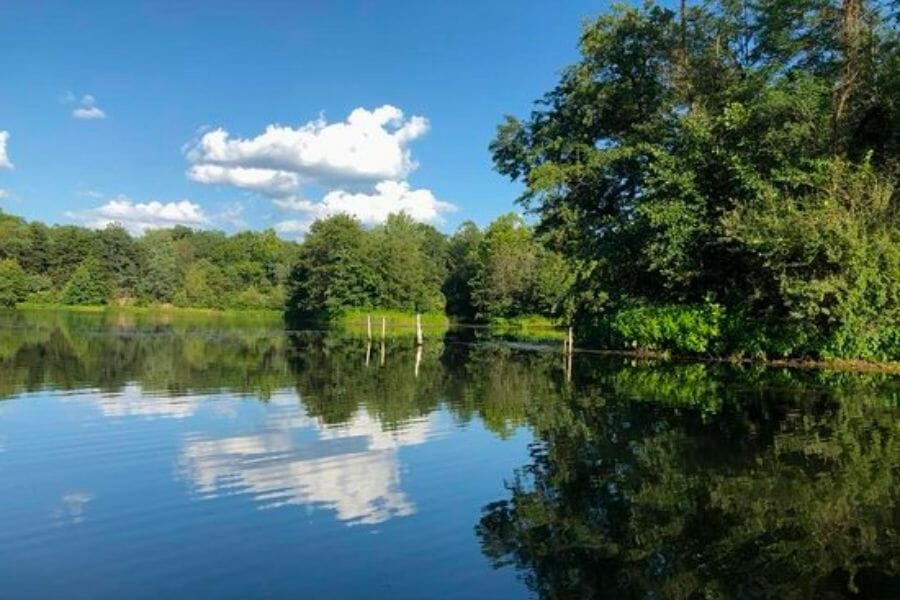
[0, 310, 897, 598]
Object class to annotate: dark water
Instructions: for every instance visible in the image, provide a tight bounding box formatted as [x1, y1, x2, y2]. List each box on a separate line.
[0, 310, 897, 599]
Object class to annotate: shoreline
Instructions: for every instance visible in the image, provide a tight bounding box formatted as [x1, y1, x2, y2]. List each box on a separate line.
[14, 303, 283, 319]
[9, 304, 899, 374]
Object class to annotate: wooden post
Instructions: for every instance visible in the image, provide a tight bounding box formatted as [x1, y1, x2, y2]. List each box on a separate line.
[381, 316, 386, 340]
[380, 341, 385, 367]
[567, 326, 574, 354]
[414, 344, 422, 378]
[367, 314, 372, 340]
[365, 341, 371, 367]
[415, 313, 423, 346]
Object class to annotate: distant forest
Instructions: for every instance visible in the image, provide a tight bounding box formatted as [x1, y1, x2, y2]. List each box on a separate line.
[0, 209, 569, 323]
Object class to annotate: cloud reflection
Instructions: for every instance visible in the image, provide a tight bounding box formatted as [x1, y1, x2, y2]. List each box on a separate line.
[179, 394, 438, 525]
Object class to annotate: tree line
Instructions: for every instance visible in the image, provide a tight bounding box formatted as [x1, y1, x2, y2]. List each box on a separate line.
[0, 209, 570, 323]
[0, 212, 296, 310]
[287, 212, 571, 322]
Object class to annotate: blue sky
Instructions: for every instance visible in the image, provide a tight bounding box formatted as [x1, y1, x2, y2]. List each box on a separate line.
[0, 0, 605, 237]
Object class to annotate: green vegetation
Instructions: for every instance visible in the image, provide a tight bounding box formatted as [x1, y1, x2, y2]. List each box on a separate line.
[2, 1, 897, 361]
[0, 212, 296, 310]
[0, 259, 27, 307]
[284, 211, 570, 324]
[336, 309, 450, 337]
[491, 0, 899, 360]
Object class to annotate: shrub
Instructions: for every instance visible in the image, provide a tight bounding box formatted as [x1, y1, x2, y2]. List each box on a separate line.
[607, 303, 723, 354]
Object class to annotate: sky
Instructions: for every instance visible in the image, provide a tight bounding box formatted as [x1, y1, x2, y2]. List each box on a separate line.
[0, 0, 605, 237]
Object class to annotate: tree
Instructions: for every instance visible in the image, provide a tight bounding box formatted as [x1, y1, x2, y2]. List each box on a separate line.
[287, 214, 379, 320]
[490, 0, 899, 358]
[94, 224, 141, 298]
[470, 214, 538, 320]
[137, 231, 182, 303]
[443, 221, 483, 319]
[370, 213, 446, 312]
[60, 257, 111, 305]
[0, 258, 27, 307]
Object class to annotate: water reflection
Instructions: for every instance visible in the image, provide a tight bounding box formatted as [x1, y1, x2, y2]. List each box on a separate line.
[476, 362, 900, 599]
[0, 310, 898, 596]
[179, 395, 439, 524]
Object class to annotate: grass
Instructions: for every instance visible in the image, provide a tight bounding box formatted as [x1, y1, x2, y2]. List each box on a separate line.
[16, 302, 283, 321]
[335, 309, 451, 339]
[487, 314, 567, 341]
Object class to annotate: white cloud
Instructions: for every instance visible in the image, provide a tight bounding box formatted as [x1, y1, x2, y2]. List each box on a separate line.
[70, 93, 107, 120]
[187, 105, 454, 232]
[73, 106, 106, 120]
[0, 131, 13, 169]
[188, 164, 299, 196]
[0, 189, 8, 199]
[274, 180, 455, 235]
[186, 105, 428, 188]
[68, 196, 208, 233]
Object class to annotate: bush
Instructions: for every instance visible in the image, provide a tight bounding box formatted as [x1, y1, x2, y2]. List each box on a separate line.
[607, 303, 723, 354]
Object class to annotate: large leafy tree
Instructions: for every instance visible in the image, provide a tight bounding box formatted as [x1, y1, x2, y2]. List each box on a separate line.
[287, 214, 379, 320]
[60, 257, 112, 305]
[369, 213, 446, 312]
[491, 0, 899, 358]
[0, 259, 28, 307]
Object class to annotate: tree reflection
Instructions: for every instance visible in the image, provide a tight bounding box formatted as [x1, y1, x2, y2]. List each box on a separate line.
[476, 363, 900, 598]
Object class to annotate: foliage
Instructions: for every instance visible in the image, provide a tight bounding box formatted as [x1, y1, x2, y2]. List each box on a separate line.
[60, 257, 111, 305]
[286, 212, 570, 324]
[491, 0, 900, 359]
[0, 259, 28, 307]
[606, 302, 723, 354]
[0, 209, 297, 311]
[286, 214, 380, 321]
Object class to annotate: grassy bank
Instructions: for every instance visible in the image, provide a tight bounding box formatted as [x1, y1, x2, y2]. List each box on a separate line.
[335, 309, 450, 339]
[487, 315, 567, 342]
[15, 302, 283, 322]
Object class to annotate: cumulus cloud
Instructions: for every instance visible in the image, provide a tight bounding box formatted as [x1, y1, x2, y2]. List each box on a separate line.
[0, 131, 13, 169]
[68, 196, 208, 233]
[187, 106, 455, 233]
[274, 181, 454, 235]
[188, 164, 299, 196]
[69, 94, 107, 120]
[186, 105, 428, 188]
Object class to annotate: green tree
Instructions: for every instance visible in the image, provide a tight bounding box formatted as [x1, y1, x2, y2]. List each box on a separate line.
[287, 214, 379, 320]
[443, 221, 483, 319]
[370, 212, 445, 312]
[61, 257, 112, 305]
[137, 230, 182, 303]
[94, 224, 141, 298]
[0, 258, 28, 307]
[470, 214, 538, 320]
[490, 0, 899, 358]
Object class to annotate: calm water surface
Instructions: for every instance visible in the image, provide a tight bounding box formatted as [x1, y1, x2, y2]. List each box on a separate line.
[0, 310, 897, 598]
